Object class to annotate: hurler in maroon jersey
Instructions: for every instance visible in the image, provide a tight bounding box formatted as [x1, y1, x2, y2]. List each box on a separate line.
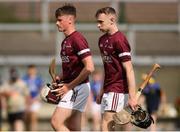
[95, 7, 137, 131]
[50, 4, 94, 131]
[61, 31, 91, 84]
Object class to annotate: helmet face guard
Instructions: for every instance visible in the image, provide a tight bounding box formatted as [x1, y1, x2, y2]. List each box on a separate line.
[131, 105, 154, 129]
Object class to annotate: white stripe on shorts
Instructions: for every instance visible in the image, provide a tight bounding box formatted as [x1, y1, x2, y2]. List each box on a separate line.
[101, 92, 129, 113]
[111, 93, 119, 111]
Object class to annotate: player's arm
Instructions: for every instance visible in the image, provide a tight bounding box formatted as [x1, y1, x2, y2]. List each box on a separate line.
[122, 60, 137, 110]
[54, 56, 94, 97]
[68, 55, 94, 89]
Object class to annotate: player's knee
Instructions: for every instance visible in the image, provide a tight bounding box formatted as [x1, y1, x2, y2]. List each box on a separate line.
[51, 116, 59, 130]
[50, 117, 55, 129]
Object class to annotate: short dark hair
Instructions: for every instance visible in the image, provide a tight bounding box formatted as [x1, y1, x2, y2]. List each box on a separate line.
[95, 7, 116, 18]
[55, 4, 76, 18]
[9, 67, 19, 82]
[28, 64, 36, 69]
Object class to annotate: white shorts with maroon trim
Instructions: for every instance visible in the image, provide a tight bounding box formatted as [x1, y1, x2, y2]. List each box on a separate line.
[101, 92, 129, 113]
[57, 83, 90, 112]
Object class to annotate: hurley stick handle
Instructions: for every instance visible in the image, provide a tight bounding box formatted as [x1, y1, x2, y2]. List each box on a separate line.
[49, 58, 56, 82]
[136, 63, 161, 99]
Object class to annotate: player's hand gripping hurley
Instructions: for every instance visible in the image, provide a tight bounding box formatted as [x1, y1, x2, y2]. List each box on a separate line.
[40, 58, 63, 104]
[113, 64, 161, 127]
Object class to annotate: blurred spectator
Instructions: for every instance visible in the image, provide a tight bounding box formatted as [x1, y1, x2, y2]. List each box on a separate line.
[0, 75, 2, 130]
[158, 91, 177, 118]
[0, 68, 29, 131]
[22, 64, 43, 131]
[175, 96, 180, 117]
[81, 70, 103, 131]
[174, 97, 180, 128]
[142, 73, 162, 131]
[156, 90, 177, 130]
[0, 75, 1, 85]
[90, 70, 103, 131]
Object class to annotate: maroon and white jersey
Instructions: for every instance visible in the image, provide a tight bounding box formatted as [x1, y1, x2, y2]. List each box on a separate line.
[60, 31, 91, 84]
[98, 31, 131, 93]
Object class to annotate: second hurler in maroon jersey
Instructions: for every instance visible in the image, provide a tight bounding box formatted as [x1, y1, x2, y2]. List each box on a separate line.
[95, 6, 137, 131]
[99, 31, 131, 93]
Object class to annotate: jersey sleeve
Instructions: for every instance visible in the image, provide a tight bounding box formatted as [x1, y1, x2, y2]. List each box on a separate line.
[73, 36, 91, 60]
[115, 35, 131, 62]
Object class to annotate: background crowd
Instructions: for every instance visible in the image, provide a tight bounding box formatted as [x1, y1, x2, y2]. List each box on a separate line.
[0, 65, 43, 131]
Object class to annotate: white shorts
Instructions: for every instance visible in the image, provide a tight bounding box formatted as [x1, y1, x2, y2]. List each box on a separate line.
[57, 83, 90, 112]
[101, 92, 129, 113]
